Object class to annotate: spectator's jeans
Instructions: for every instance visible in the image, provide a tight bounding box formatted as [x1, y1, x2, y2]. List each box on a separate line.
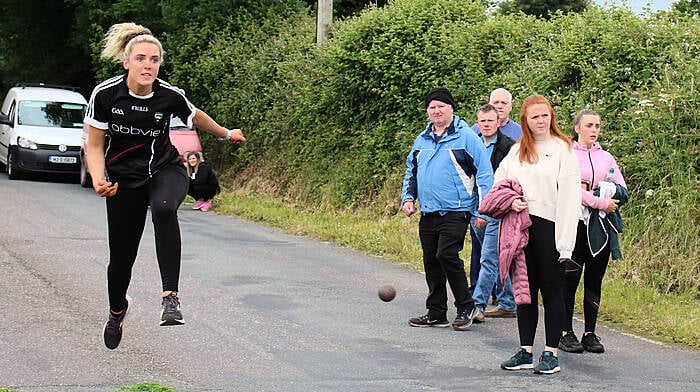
[419, 211, 475, 319]
[471, 217, 516, 312]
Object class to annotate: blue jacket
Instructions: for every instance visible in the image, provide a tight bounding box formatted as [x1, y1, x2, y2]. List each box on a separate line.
[402, 115, 494, 217]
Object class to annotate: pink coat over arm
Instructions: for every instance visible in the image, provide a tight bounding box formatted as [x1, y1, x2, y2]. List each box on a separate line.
[479, 178, 533, 305]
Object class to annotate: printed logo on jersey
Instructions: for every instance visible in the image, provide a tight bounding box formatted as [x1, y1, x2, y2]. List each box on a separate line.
[154, 112, 164, 122]
[111, 107, 125, 115]
[131, 105, 148, 112]
[110, 122, 163, 138]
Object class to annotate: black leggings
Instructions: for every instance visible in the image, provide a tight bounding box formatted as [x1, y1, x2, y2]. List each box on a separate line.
[563, 221, 610, 333]
[187, 183, 218, 201]
[105, 164, 188, 311]
[517, 216, 565, 348]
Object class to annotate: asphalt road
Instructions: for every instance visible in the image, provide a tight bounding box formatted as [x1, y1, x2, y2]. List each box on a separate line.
[0, 174, 698, 392]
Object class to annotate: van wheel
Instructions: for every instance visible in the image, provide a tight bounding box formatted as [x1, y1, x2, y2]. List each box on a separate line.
[7, 148, 21, 180]
[79, 156, 92, 188]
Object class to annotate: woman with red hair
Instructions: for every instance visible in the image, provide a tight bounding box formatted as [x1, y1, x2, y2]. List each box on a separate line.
[494, 95, 581, 374]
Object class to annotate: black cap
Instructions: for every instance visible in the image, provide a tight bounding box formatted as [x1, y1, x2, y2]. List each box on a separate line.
[424, 87, 455, 109]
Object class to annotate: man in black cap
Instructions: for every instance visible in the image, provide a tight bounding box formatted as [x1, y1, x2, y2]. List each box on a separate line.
[401, 86, 494, 330]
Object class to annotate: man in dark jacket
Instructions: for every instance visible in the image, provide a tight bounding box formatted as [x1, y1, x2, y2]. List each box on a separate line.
[470, 104, 518, 320]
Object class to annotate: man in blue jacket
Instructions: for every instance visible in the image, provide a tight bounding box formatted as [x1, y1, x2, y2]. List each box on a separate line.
[401, 87, 494, 331]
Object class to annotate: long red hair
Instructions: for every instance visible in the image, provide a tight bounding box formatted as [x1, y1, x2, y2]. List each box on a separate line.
[517, 94, 572, 164]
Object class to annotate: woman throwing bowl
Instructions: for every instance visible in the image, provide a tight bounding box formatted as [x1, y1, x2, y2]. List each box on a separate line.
[559, 109, 628, 354]
[84, 22, 245, 350]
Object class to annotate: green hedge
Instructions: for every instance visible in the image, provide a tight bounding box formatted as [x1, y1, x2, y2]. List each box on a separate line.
[169, 0, 699, 295]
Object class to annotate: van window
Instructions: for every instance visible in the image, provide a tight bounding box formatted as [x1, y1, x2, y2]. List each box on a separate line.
[8, 101, 16, 123]
[17, 101, 86, 128]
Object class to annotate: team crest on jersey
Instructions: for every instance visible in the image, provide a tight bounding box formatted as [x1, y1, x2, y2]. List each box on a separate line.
[154, 112, 164, 122]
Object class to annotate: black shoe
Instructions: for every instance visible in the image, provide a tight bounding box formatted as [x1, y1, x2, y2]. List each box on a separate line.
[160, 293, 185, 326]
[581, 332, 605, 353]
[452, 307, 478, 331]
[103, 297, 130, 350]
[408, 314, 449, 327]
[558, 331, 585, 353]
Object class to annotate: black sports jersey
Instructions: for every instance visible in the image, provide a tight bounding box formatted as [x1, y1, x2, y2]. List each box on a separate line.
[85, 75, 196, 187]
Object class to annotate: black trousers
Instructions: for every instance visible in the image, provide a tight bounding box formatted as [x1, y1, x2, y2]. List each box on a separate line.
[419, 211, 475, 319]
[188, 183, 218, 201]
[517, 215, 565, 348]
[563, 221, 610, 333]
[105, 164, 188, 311]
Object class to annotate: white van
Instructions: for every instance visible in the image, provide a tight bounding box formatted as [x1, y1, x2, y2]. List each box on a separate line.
[0, 83, 87, 180]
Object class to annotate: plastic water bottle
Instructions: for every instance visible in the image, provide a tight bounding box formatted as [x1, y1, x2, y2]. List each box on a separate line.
[598, 167, 616, 217]
[604, 167, 615, 183]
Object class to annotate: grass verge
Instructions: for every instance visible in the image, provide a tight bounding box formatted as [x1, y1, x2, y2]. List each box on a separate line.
[213, 189, 700, 350]
[0, 382, 181, 392]
[113, 382, 177, 391]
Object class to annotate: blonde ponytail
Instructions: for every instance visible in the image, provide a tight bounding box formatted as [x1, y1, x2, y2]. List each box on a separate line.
[100, 22, 164, 63]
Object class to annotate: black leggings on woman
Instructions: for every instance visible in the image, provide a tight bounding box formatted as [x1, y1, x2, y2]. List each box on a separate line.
[563, 221, 610, 333]
[188, 183, 218, 201]
[517, 215, 565, 349]
[105, 164, 188, 312]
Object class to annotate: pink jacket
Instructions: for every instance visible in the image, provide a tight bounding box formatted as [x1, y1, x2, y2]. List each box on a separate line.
[574, 141, 627, 210]
[479, 179, 532, 305]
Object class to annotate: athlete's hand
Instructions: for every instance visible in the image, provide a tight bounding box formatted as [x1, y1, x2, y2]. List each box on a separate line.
[94, 179, 118, 197]
[228, 128, 245, 144]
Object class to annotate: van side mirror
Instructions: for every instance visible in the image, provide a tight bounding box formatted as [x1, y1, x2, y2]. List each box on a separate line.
[0, 114, 11, 125]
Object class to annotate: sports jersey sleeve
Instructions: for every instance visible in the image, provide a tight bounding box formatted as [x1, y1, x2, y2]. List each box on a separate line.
[84, 84, 113, 130]
[172, 95, 196, 128]
[159, 80, 196, 128]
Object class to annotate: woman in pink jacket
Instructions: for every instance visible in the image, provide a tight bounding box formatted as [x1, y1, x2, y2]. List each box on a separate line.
[559, 110, 627, 354]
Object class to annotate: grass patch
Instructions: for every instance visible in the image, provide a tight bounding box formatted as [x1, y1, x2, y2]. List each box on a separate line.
[212, 189, 700, 351]
[598, 276, 700, 349]
[113, 382, 178, 391]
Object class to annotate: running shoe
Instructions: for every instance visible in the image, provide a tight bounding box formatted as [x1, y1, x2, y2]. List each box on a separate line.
[103, 297, 130, 349]
[160, 293, 185, 326]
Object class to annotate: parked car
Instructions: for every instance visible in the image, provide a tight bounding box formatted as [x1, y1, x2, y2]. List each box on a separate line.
[0, 83, 87, 180]
[80, 115, 202, 187]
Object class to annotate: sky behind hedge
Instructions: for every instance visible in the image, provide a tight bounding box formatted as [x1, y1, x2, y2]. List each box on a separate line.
[594, 0, 673, 13]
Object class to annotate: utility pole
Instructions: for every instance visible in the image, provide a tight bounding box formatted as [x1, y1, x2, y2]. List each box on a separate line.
[316, 0, 332, 43]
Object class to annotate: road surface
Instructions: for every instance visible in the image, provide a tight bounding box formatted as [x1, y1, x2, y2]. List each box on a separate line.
[0, 175, 698, 391]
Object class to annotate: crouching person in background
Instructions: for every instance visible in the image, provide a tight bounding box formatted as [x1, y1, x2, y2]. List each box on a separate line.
[186, 151, 220, 212]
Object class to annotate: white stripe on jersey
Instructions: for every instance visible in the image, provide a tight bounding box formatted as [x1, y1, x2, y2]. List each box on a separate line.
[158, 78, 197, 127]
[85, 74, 124, 120]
